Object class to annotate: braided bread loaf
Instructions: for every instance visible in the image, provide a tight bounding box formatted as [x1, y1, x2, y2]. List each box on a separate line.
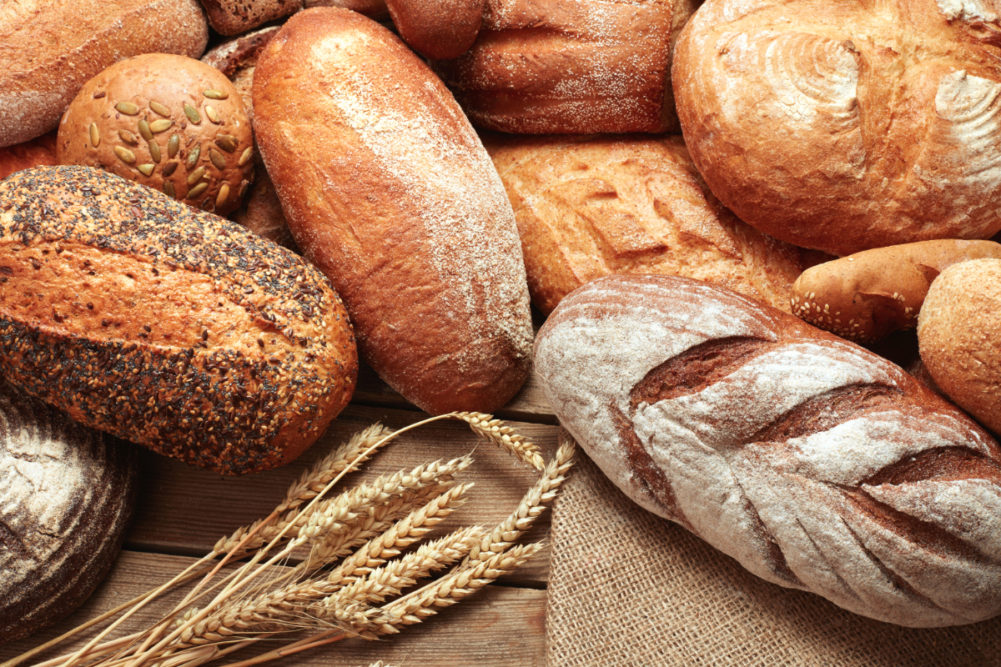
[534, 274, 1001, 627]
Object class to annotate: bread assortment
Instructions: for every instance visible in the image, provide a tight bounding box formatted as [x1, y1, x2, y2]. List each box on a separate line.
[535, 274, 1001, 627]
[486, 133, 821, 314]
[253, 8, 533, 414]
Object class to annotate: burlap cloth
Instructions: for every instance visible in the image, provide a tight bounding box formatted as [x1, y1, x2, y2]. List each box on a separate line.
[546, 452, 1001, 666]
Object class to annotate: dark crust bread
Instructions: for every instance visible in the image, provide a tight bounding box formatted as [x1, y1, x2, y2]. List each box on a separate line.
[199, 0, 302, 36]
[0, 383, 137, 642]
[0, 165, 358, 474]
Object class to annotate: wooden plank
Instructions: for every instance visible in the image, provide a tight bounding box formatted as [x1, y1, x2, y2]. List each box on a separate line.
[0, 550, 547, 666]
[126, 404, 560, 585]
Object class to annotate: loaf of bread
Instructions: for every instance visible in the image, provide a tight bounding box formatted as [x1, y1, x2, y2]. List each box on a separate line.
[673, 0, 1001, 255]
[199, 0, 300, 35]
[0, 166, 357, 474]
[0, 383, 137, 642]
[485, 134, 822, 314]
[919, 258, 1001, 434]
[434, 0, 698, 134]
[386, 0, 484, 60]
[792, 240, 1001, 342]
[534, 274, 1001, 627]
[0, 0, 208, 148]
[0, 131, 57, 181]
[253, 8, 533, 414]
[57, 54, 255, 216]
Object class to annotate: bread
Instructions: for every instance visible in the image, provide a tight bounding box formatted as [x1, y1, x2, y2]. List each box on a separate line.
[534, 274, 1001, 627]
[485, 133, 822, 315]
[0, 131, 57, 181]
[0, 383, 137, 642]
[201, 26, 281, 125]
[918, 258, 1001, 434]
[0, 166, 357, 474]
[307, 0, 387, 17]
[673, 0, 1001, 255]
[199, 0, 300, 35]
[57, 54, 254, 216]
[0, 0, 208, 148]
[253, 8, 533, 414]
[434, 0, 698, 134]
[386, 0, 484, 60]
[792, 240, 1001, 343]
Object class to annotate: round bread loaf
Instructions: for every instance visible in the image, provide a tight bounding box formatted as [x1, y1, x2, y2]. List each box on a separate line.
[0, 0, 208, 148]
[0, 166, 358, 475]
[0, 383, 137, 642]
[792, 240, 1001, 342]
[386, 0, 484, 60]
[673, 0, 1001, 255]
[253, 8, 533, 414]
[0, 131, 57, 181]
[58, 54, 254, 216]
[918, 258, 1001, 434]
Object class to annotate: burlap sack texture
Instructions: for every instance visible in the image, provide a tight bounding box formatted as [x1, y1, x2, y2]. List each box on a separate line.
[546, 452, 1001, 666]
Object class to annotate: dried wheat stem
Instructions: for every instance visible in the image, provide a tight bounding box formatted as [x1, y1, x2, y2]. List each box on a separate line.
[453, 412, 545, 471]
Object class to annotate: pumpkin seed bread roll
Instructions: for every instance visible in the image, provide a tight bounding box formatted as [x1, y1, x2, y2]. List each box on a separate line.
[0, 166, 358, 475]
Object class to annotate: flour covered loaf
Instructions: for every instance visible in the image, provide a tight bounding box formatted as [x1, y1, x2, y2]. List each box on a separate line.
[534, 274, 1001, 627]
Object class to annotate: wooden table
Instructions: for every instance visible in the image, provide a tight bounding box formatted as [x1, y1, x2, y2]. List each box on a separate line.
[0, 365, 560, 666]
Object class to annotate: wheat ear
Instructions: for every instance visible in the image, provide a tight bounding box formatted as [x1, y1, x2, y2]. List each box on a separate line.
[454, 411, 546, 471]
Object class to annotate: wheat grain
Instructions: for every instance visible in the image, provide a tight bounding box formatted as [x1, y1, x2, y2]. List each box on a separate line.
[454, 411, 546, 471]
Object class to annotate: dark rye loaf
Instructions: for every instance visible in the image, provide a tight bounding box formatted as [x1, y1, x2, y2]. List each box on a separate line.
[534, 274, 1001, 627]
[0, 166, 357, 474]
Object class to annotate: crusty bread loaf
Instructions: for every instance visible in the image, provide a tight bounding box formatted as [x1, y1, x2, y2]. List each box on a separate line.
[253, 8, 533, 414]
[200, 0, 300, 35]
[0, 383, 136, 642]
[919, 258, 1001, 435]
[673, 0, 1001, 255]
[792, 240, 1001, 342]
[0, 166, 357, 474]
[485, 133, 822, 314]
[434, 0, 698, 134]
[0, 132, 57, 181]
[534, 274, 1001, 627]
[386, 0, 484, 60]
[0, 0, 208, 148]
[57, 54, 254, 216]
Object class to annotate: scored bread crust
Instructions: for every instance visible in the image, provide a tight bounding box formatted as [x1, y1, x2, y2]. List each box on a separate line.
[0, 166, 358, 475]
[0, 0, 209, 148]
[253, 8, 533, 414]
[534, 274, 1001, 627]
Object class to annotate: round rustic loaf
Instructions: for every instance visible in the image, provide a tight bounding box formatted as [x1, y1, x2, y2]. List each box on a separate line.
[58, 54, 254, 216]
[673, 0, 1001, 255]
[0, 166, 358, 475]
[0, 383, 137, 642]
[0, 0, 208, 148]
[918, 258, 1001, 434]
[535, 274, 1001, 627]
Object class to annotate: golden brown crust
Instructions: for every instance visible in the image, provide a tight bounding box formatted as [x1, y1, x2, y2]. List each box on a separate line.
[0, 132, 57, 181]
[57, 54, 254, 217]
[0, 166, 357, 474]
[792, 240, 1001, 343]
[918, 258, 1001, 435]
[253, 8, 533, 414]
[386, 0, 484, 60]
[200, 0, 301, 36]
[673, 0, 1001, 255]
[485, 133, 819, 314]
[434, 0, 698, 134]
[0, 0, 208, 148]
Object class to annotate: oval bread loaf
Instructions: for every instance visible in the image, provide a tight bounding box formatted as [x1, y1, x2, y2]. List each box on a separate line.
[0, 166, 358, 475]
[253, 8, 533, 414]
[535, 274, 1001, 627]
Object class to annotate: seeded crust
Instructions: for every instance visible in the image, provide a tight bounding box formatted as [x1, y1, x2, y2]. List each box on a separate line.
[0, 165, 358, 475]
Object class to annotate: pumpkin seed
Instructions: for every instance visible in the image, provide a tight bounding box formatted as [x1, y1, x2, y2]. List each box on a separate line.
[137, 163, 155, 176]
[119, 129, 139, 145]
[187, 166, 206, 185]
[167, 134, 180, 158]
[162, 161, 178, 177]
[148, 140, 162, 163]
[115, 101, 139, 116]
[203, 89, 228, 100]
[215, 183, 230, 210]
[238, 146, 253, 167]
[89, 122, 100, 147]
[209, 148, 227, 170]
[150, 119, 173, 133]
[188, 181, 209, 199]
[204, 105, 221, 124]
[149, 100, 171, 117]
[163, 180, 176, 197]
[114, 146, 136, 164]
[137, 119, 153, 141]
[215, 134, 237, 153]
[183, 103, 201, 124]
[186, 145, 200, 169]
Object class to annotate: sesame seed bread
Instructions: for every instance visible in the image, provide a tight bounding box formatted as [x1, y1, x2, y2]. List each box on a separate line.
[0, 165, 358, 475]
[918, 258, 1001, 435]
[673, 0, 1001, 255]
[792, 240, 1001, 343]
[252, 8, 533, 415]
[535, 274, 1001, 627]
[386, 0, 484, 60]
[0, 0, 208, 148]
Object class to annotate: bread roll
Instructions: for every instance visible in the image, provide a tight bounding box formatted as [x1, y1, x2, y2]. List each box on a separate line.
[918, 258, 1001, 434]
[792, 240, 1001, 342]
[253, 8, 533, 414]
[0, 384, 136, 642]
[0, 0, 208, 148]
[535, 274, 1001, 627]
[673, 0, 1001, 255]
[386, 0, 484, 60]
[0, 166, 357, 474]
[485, 134, 821, 314]
[0, 132, 57, 181]
[200, 0, 300, 35]
[434, 0, 698, 134]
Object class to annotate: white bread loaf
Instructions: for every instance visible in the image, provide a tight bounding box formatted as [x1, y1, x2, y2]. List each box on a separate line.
[534, 274, 1001, 627]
